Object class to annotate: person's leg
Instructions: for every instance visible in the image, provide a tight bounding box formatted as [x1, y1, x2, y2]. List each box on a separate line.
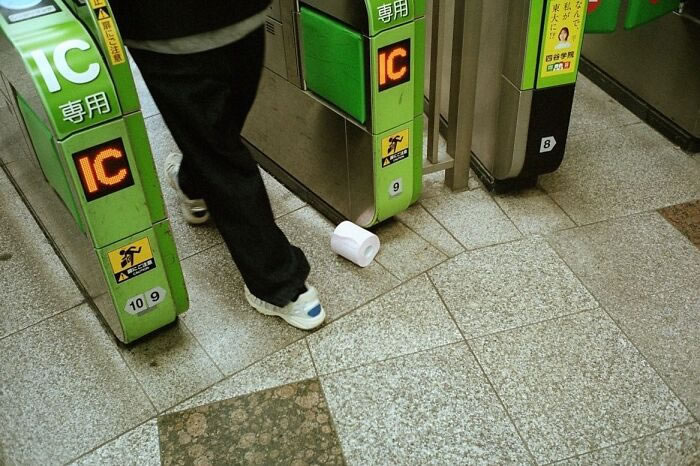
[129, 30, 310, 307]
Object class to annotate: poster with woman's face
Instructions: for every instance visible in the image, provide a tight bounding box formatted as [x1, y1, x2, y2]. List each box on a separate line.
[539, 0, 587, 81]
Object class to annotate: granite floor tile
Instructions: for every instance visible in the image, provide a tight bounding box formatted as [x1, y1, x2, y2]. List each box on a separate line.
[119, 321, 223, 412]
[0, 170, 84, 338]
[321, 343, 531, 465]
[421, 169, 482, 199]
[159, 379, 345, 465]
[145, 115, 224, 260]
[171, 339, 316, 413]
[659, 199, 700, 248]
[179, 244, 306, 375]
[71, 419, 161, 466]
[261, 169, 306, 219]
[548, 212, 700, 307]
[429, 237, 597, 338]
[568, 75, 640, 137]
[421, 189, 522, 250]
[472, 309, 692, 464]
[540, 123, 700, 225]
[373, 220, 447, 280]
[307, 275, 462, 374]
[0, 304, 155, 465]
[606, 286, 700, 419]
[395, 203, 465, 257]
[128, 52, 160, 119]
[278, 207, 400, 321]
[556, 423, 700, 465]
[495, 188, 575, 235]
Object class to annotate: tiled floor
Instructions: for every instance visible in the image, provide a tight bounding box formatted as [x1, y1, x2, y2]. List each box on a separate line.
[1, 65, 699, 465]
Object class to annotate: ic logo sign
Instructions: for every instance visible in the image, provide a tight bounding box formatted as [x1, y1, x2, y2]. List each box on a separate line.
[378, 39, 411, 92]
[72, 138, 134, 201]
[30, 39, 101, 93]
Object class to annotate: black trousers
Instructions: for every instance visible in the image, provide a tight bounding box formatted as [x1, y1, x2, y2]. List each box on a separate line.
[129, 28, 310, 307]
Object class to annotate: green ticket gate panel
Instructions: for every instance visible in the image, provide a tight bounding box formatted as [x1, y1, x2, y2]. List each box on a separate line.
[624, 0, 681, 29]
[243, 0, 425, 227]
[432, 0, 587, 192]
[0, 0, 188, 343]
[586, 0, 622, 33]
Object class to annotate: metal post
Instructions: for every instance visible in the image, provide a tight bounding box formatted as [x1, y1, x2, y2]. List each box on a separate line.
[426, 0, 445, 165]
[445, 0, 483, 190]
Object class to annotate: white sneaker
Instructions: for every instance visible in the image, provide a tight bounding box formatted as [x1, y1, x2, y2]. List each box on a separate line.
[165, 153, 210, 225]
[245, 283, 326, 330]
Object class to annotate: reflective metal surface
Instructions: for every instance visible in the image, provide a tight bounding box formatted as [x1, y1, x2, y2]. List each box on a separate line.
[299, 0, 370, 35]
[583, 1, 700, 139]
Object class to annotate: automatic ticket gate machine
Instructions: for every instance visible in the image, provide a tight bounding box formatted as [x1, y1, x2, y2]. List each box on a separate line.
[244, 0, 425, 227]
[0, 0, 188, 343]
[461, 0, 588, 191]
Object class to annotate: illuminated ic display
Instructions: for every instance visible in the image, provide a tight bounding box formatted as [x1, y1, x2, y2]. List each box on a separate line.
[378, 39, 411, 92]
[72, 138, 134, 201]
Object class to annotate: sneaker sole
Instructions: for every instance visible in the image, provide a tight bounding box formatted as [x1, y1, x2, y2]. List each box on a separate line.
[166, 165, 211, 225]
[246, 295, 326, 330]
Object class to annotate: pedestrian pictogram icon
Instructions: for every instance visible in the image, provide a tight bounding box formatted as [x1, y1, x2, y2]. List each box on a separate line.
[108, 237, 157, 284]
[381, 129, 410, 168]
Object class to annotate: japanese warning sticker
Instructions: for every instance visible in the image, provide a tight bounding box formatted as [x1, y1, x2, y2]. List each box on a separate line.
[381, 129, 409, 168]
[108, 237, 156, 284]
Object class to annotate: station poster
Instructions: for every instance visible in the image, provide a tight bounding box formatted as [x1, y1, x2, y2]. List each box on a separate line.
[537, 0, 587, 88]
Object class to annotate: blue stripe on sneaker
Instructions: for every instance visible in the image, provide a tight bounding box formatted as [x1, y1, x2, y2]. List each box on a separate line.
[307, 305, 322, 317]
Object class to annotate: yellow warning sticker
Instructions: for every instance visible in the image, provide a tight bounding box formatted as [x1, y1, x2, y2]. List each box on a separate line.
[88, 0, 106, 9]
[108, 238, 157, 284]
[381, 129, 410, 168]
[94, 7, 126, 65]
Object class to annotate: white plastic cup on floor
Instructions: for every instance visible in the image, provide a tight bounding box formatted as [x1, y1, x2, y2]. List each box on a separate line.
[330, 221, 380, 268]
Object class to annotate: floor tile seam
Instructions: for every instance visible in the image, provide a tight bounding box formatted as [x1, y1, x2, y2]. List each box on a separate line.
[566, 120, 644, 143]
[308, 339, 351, 465]
[391, 216, 455, 260]
[317, 339, 467, 379]
[160, 333, 311, 414]
[114, 332, 159, 415]
[416, 196, 473, 248]
[540, 419, 700, 465]
[397, 204, 466, 256]
[273, 202, 307, 221]
[488, 190, 528, 239]
[374, 249, 451, 284]
[535, 182, 580, 228]
[463, 305, 601, 344]
[598, 305, 699, 424]
[177, 237, 225, 262]
[62, 416, 160, 466]
[423, 273, 540, 462]
[542, 224, 698, 310]
[0, 298, 87, 342]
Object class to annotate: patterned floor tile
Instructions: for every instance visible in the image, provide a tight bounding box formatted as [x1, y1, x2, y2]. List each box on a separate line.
[540, 123, 700, 225]
[556, 423, 700, 465]
[159, 379, 345, 465]
[659, 199, 700, 248]
[71, 419, 160, 466]
[307, 275, 463, 374]
[321, 343, 532, 465]
[277, 207, 400, 321]
[606, 285, 700, 419]
[548, 212, 700, 307]
[179, 244, 306, 375]
[472, 309, 692, 464]
[421, 189, 522, 250]
[119, 322, 223, 412]
[170, 339, 315, 413]
[373, 220, 447, 281]
[429, 237, 597, 338]
[0, 305, 155, 465]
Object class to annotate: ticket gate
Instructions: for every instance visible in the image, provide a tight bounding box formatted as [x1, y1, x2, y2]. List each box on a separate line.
[586, 0, 681, 33]
[0, 0, 188, 343]
[427, 0, 588, 192]
[243, 0, 425, 227]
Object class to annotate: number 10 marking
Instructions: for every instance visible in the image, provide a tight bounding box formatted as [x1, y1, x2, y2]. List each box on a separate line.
[124, 287, 167, 315]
